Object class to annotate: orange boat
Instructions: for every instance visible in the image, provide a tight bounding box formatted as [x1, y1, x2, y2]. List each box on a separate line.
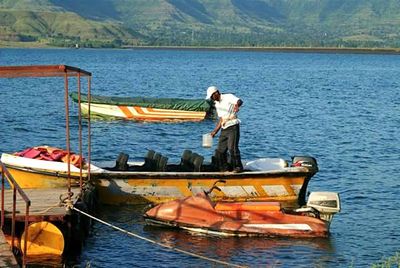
[144, 183, 340, 238]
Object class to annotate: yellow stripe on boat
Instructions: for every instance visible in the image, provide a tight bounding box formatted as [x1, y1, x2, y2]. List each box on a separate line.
[93, 172, 308, 206]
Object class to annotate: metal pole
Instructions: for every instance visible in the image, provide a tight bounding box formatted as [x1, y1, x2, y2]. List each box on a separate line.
[77, 72, 83, 195]
[22, 204, 29, 267]
[64, 72, 71, 202]
[1, 166, 4, 229]
[1, 164, 31, 266]
[87, 77, 92, 181]
[11, 186, 16, 249]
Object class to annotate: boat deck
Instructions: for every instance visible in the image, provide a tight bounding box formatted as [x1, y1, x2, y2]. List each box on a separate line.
[2, 188, 80, 221]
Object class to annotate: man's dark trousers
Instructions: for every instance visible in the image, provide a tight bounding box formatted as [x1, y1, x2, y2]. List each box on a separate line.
[216, 124, 243, 171]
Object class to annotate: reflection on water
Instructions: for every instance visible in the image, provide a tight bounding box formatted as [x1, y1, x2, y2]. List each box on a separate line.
[24, 255, 63, 268]
[149, 227, 335, 265]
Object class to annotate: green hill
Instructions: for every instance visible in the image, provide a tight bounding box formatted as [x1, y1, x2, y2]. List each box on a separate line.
[1, 0, 400, 48]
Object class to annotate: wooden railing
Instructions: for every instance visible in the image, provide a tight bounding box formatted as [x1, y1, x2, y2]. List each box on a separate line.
[1, 162, 31, 267]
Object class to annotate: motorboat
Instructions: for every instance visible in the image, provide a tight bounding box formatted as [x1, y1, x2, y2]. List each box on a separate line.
[1, 148, 319, 207]
[70, 92, 215, 122]
[144, 182, 341, 238]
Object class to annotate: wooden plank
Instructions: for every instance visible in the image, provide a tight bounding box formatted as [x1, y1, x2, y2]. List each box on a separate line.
[2, 188, 79, 218]
[0, 230, 18, 267]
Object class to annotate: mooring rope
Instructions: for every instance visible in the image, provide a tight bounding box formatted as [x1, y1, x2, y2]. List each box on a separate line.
[32, 192, 74, 214]
[72, 206, 246, 268]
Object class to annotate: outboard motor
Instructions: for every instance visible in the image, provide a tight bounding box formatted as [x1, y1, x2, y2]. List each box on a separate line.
[296, 192, 341, 224]
[291, 156, 318, 172]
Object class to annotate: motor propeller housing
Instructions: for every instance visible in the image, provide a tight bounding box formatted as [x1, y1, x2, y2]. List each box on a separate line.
[295, 191, 340, 222]
[306, 192, 341, 222]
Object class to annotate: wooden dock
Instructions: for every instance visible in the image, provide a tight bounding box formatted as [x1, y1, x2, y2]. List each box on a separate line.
[3, 188, 79, 221]
[0, 229, 18, 267]
[1, 187, 95, 266]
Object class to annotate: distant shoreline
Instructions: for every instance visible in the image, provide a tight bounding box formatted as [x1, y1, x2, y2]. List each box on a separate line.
[123, 46, 400, 55]
[1, 41, 400, 55]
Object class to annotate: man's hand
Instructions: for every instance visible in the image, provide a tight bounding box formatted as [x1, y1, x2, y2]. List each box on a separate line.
[233, 103, 239, 113]
[234, 99, 243, 113]
[211, 118, 222, 137]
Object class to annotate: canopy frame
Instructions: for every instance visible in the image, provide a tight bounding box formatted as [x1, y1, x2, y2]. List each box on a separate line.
[0, 65, 91, 78]
[0, 64, 92, 202]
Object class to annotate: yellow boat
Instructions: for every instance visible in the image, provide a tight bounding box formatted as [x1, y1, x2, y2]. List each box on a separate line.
[1, 150, 318, 208]
[0, 153, 102, 188]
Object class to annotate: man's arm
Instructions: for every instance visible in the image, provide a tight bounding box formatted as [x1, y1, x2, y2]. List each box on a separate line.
[211, 117, 222, 137]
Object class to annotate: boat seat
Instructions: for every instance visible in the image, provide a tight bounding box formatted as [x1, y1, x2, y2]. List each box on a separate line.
[190, 153, 198, 163]
[115, 152, 129, 171]
[192, 154, 204, 172]
[141, 150, 155, 171]
[188, 153, 202, 172]
[145, 150, 155, 163]
[215, 202, 281, 212]
[180, 149, 192, 171]
[181, 150, 192, 164]
[158, 156, 168, 172]
[151, 153, 161, 171]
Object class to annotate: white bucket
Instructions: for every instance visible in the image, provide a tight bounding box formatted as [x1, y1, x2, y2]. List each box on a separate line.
[202, 133, 213, 148]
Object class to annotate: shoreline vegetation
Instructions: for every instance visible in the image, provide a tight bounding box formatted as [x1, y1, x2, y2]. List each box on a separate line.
[2, 0, 400, 58]
[1, 41, 400, 55]
[127, 46, 400, 55]
[370, 252, 400, 268]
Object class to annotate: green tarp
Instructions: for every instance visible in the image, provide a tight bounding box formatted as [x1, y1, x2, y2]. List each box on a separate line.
[70, 92, 213, 112]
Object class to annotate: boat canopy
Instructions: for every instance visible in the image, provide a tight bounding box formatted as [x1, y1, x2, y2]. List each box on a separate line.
[70, 92, 213, 112]
[0, 65, 91, 78]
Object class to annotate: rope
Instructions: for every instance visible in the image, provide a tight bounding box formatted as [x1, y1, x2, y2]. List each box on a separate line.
[31, 192, 74, 214]
[72, 206, 246, 268]
[34, 202, 62, 214]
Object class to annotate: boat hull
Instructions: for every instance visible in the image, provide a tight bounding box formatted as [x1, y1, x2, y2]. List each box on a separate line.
[3, 166, 83, 188]
[80, 103, 207, 122]
[144, 193, 330, 238]
[145, 217, 329, 238]
[0, 153, 89, 188]
[1, 154, 315, 207]
[93, 170, 313, 207]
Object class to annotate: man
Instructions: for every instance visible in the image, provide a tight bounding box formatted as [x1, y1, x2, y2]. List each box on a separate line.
[206, 86, 243, 172]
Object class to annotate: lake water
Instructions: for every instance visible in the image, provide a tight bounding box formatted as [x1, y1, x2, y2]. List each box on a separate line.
[0, 48, 399, 267]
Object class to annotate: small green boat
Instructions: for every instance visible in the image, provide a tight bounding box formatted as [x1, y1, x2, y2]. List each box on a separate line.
[70, 92, 215, 121]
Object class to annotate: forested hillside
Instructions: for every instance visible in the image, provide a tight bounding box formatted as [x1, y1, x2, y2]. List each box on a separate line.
[1, 0, 400, 48]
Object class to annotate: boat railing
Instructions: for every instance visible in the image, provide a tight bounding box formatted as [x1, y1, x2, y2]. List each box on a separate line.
[1, 162, 31, 267]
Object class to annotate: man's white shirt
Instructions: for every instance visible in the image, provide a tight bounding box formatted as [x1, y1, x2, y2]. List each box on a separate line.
[214, 93, 241, 129]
